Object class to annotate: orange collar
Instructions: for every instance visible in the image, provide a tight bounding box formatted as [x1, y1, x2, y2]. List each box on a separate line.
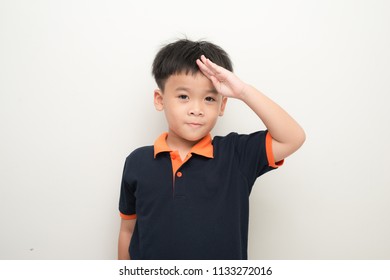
[154, 132, 214, 159]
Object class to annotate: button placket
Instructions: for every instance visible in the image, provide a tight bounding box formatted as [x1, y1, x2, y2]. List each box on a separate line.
[169, 151, 190, 197]
[174, 169, 186, 197]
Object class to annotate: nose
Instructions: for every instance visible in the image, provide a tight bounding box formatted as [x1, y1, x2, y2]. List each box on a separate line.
[188, 100, 204, 116]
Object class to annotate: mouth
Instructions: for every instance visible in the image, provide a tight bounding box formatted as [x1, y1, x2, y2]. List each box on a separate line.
[187, 122, 203, 128]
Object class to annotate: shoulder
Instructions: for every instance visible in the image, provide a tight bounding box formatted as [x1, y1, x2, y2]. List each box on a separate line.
[125, 145, 154, 163]
[213, 131, 268, 146]
[212, 132, 240, 146]
[212, 131, 269, 161]
[213, 132, 238, 143]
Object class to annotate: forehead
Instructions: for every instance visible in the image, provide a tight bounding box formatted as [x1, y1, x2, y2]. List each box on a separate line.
[164, 72, 215, 92]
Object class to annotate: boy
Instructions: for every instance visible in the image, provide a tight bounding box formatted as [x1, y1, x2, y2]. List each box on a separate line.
[118, 39, 305, 260]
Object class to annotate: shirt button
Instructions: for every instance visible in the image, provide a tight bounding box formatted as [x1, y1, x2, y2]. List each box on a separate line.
[176, 172, 182, 177]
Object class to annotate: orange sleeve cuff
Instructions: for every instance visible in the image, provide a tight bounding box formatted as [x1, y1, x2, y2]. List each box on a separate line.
[265, 132, 284, 168]
[120, 213, 137, 220]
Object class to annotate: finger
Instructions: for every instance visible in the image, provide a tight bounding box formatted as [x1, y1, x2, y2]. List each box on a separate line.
[201, 55, 223, 75]
[196, 58, 207, 70]
[196, 58, 214, 78]
[200, 55, 208, 65]
[196, 58, 209, 75]
[209, 75, 220, 89]
[199, 56, 213, 72]
[200, 55, 217, 73]
[206, 59, 223, 75]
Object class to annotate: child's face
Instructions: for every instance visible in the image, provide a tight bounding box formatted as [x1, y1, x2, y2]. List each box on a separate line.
[154, 72, 227, 145]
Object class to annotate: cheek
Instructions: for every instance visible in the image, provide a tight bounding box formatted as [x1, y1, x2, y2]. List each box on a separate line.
[164, 103, 185, 119]
[206, 103, 223, 116]
[205, 109, 221, 126]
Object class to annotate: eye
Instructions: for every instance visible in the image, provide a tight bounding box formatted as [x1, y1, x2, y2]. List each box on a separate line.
[178, 95, 189, 100]
[205, 96, 216, 102]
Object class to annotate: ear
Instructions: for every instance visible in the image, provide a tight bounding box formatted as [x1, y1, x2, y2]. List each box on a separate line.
[219, 97, 228, 116]
[154, 89, 164, 111]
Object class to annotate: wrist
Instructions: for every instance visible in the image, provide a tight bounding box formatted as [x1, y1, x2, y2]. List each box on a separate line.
[232, 83, 249, 100]
[238, 84, 256, 102]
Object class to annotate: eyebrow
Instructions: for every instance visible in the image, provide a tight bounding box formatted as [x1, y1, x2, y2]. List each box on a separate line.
[175, 86, 218, 94]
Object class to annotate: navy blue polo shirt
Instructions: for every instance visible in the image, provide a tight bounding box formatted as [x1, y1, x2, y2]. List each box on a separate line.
[119, 130, 283, 260]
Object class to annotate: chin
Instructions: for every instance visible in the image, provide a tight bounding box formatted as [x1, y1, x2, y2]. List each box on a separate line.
[183, 133, 208, 142]
[184, 136, 204, 142]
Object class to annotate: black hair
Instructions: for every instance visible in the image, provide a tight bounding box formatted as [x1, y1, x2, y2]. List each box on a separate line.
[152, 39, 233, 90]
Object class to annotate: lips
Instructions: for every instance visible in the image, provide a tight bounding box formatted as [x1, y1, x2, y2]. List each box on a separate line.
[187, 122, 203, 128]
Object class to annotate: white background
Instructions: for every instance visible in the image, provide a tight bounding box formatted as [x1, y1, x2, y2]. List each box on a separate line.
[1, 0, 389, 259]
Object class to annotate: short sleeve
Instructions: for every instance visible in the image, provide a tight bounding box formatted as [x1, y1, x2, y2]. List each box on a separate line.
[265, 132, 285, 169]
[235, 130, 283, 187]
[119, 157, 137, 220]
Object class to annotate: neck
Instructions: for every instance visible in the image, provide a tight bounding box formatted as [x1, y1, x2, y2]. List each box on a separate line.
[166, 133, 199, 160]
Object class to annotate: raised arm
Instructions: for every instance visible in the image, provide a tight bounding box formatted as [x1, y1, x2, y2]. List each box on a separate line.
[196, 55, 305, 162]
